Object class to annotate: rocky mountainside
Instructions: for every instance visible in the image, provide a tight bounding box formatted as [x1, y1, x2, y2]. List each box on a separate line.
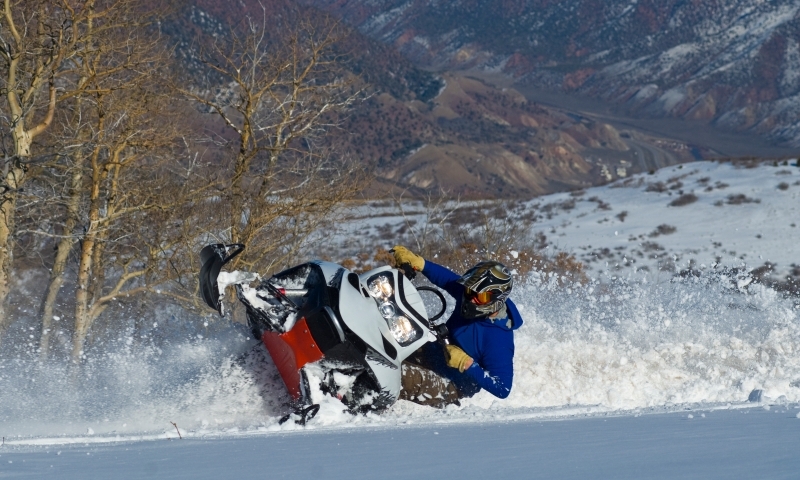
[344, 73, 696, 197]
[160, 0, 695, 198]
[301, 0, 800, 147]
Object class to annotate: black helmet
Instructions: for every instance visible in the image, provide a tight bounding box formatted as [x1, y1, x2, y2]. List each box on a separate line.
[457, 261, 513, 319]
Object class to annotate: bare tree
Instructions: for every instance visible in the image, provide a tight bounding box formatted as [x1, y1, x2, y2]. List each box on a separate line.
[0, 0, 156, 343]
[67, 87, 186, 361]
[0, 0, 64, 337]
[391, 192, 552, 275]
[179, 8, 367, 276]
[3, 0, 200, 361]
[29, 0, 167, 359]
[392, 188, 462, 257]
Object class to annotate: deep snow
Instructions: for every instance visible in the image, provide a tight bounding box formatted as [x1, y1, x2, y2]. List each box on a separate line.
[1, 160, 799, 476]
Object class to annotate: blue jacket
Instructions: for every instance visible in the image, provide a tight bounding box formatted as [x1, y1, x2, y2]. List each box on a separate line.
[420, 260, 523, 399]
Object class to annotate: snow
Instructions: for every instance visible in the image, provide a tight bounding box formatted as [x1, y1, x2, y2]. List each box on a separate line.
[216, 271, 258, 294]
[632, 83, 659, 102]
[3, 407, 800, 478]
[780, 38, 800, 92]
[527, 161, 800, 278]
[657, 44, 698, 75]
[362, 2, 412, 37]
[656, 87, 686, 112]
[2, 160, 800, 475]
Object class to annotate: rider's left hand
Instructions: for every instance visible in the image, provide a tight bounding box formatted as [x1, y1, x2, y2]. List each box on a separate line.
[390, 245, 425, 271]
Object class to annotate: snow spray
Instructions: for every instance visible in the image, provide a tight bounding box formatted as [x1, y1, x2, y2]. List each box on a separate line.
[1, 270, 798, 438]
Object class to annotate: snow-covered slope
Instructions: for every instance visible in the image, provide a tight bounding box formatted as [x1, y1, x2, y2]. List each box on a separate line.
[1, 161, 798, 461]
[3, 407, 800, 479]
[529, 160, 800, 279]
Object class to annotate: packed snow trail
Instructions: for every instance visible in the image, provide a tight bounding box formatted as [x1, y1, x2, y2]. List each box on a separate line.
[2, 407, 799, 479]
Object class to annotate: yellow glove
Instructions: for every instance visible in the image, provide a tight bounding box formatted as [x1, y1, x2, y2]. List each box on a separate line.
[444, 344, 474, 373]
[391, 245, 425, 271]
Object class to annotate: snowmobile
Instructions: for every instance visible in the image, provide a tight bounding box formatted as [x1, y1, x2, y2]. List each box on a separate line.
[198, 244, 449, 423]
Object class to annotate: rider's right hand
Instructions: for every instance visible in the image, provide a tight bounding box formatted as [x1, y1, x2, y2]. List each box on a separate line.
[391, 245, 425, 271]
[444, 344, 474, 373]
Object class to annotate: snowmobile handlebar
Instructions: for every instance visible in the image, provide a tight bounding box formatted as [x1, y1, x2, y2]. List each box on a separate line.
[414, 285, 450, 345]
[398, 262, 417, 280]
[397, 263, 451, 342]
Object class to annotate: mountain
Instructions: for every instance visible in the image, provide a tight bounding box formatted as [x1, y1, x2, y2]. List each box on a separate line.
[343, 73, 697, 197]
[300, 0, 800, 147]
[159, 0, 695, 198]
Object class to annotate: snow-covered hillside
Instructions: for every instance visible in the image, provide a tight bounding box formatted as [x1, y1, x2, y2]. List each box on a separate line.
[529, 160, 800, 280]
[338, 159, 800, 284]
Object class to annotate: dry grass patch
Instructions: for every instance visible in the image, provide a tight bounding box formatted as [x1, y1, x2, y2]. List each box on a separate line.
[340, 196, 588, 285]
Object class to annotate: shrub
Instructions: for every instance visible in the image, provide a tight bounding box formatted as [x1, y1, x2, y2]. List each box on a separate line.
[641, 241, 664, 252]
[646, 182, 667, 193]
[726, 194, 760, 205]
[588, 196, 612, 210]
[344, 198, 588, 285]
[649, 224, 677, 237]
[669, 193, 698, 207]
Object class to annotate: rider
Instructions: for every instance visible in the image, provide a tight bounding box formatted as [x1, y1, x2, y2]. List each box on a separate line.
[391, 246, 523, 407]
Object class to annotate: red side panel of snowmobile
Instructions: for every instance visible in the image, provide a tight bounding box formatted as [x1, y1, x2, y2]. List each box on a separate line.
[261, 317, 324, 399]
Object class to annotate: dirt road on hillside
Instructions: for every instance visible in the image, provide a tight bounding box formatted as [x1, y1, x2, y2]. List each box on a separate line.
[514, 84, 799, 161]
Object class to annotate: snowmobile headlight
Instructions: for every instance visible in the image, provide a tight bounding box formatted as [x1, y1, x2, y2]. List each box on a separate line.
[366, 272, 422, 346]
[368, 276, 393, 299]
[388, 315, 418, 345]
[379, 301, 396, 319]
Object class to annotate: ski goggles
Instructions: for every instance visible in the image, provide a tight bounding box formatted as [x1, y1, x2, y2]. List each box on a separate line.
[466, 289, 493, 305]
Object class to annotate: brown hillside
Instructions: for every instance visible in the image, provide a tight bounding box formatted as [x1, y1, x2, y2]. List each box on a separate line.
[345, 74, 693, 198]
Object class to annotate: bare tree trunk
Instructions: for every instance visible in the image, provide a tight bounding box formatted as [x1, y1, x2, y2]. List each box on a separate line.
[71, 138, 103, 362]
[38, 243, 71, 359]
[0, 161, 26, 344]
[0, 0, 72, 343]
[72, 236, 95, 362]
[0, 109, 35, 341]
[38, 162, 82, 359]
[229, 133, 251, 245]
